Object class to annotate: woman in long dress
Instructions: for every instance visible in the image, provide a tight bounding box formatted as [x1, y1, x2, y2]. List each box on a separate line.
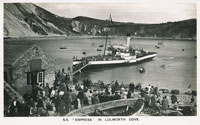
[162, 96, 169, 114]
[87, 90, 93, 105]
[77, 98, 81, 109]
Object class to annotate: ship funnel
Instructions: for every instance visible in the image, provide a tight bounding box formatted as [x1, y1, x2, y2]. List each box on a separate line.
[126, 33, 131, 48]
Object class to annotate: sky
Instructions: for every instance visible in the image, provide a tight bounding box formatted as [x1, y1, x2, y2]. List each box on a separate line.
[30, 2, 196, 24]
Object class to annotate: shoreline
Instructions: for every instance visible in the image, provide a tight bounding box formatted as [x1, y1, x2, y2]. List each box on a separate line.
[4, 35, 196, 41]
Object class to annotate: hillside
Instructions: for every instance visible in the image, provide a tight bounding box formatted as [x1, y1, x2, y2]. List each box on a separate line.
[4, 3, 196, 40]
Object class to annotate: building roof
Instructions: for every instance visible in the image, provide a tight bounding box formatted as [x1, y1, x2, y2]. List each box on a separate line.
[4, 41, 35, 65]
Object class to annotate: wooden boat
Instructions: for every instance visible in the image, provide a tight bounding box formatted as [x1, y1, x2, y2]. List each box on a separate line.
[160, 64, 165, 68]
[158, 41, 163, 45]
[139, 67, 145, 73]
[60, 47, 67, 49]
[155, 45, 160, 49]
[97, 48, 102, 51]
[99, 45, 104, 47]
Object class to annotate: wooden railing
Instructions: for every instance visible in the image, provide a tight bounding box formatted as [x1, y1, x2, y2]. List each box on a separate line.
[72, 63, 90, 75]
[66, 98, 142, 116]
[4, 81, 23, 102]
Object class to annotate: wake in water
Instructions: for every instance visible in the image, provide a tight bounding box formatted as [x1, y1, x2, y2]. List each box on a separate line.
[156, 56, 184, 68]
[166, 62, 184, 67]
[162, 57, 174, 60]
[154, 56, 174, 61]
[160, 62, 184, 68]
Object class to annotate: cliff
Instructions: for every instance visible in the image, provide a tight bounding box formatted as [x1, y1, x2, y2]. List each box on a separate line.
[4, 3, 196, 40]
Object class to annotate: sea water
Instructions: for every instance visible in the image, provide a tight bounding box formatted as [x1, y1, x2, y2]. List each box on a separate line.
[5, 36, 196, 92]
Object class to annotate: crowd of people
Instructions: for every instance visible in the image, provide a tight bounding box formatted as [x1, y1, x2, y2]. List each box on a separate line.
[5, 69, 196, 116]
[140, 84, 196, 115]
[5, 72, 143, 117]
[4, 69, 134, 117]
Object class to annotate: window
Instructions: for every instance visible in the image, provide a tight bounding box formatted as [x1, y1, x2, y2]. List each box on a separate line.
[37, 71, 43, 84]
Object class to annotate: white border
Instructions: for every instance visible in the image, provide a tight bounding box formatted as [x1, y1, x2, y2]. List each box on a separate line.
[0, 0, 199, 125]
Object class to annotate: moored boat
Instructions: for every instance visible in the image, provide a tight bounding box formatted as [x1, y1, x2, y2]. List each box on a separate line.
[60, 47, 67, 49]
[99, 44, 104, 47]
[160, 64, 165, 68]
[155, 45, 160, 49]
[158, 40, 163, 45]
[139, 67, 145, 73]
[82, 51, 86, 55]
[97, 48, 102, 51]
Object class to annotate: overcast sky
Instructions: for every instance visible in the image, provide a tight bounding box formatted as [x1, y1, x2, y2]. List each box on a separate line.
[35, 2, 196, 24]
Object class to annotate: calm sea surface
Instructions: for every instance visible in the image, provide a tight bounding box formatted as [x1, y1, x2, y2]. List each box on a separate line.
[6, 37, 196, 92]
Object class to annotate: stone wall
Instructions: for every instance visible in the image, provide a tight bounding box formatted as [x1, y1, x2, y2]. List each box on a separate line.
[4, 65, 12, 84]
[12, 44, 55, 95]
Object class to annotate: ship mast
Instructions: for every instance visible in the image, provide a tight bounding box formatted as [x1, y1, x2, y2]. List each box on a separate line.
[109, 14, 113, 24]
[103, 14, 112, 57]
[103, 34, 108, 57]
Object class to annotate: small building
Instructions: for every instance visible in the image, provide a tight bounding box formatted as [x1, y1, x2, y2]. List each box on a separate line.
[4, 42, 55, 95]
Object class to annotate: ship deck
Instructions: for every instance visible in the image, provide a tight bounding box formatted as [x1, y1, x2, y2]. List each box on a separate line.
[72, 53, 157, 75]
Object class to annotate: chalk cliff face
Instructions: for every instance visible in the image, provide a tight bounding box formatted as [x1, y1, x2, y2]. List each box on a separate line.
[4, 3, 196, 40]
[71, 20, 86, 33]
[4, 3, 38, 36]
[4, 3, 72, 37]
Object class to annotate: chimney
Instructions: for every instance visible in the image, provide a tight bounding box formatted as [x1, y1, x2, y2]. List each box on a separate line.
[126, 33, 131, 48]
